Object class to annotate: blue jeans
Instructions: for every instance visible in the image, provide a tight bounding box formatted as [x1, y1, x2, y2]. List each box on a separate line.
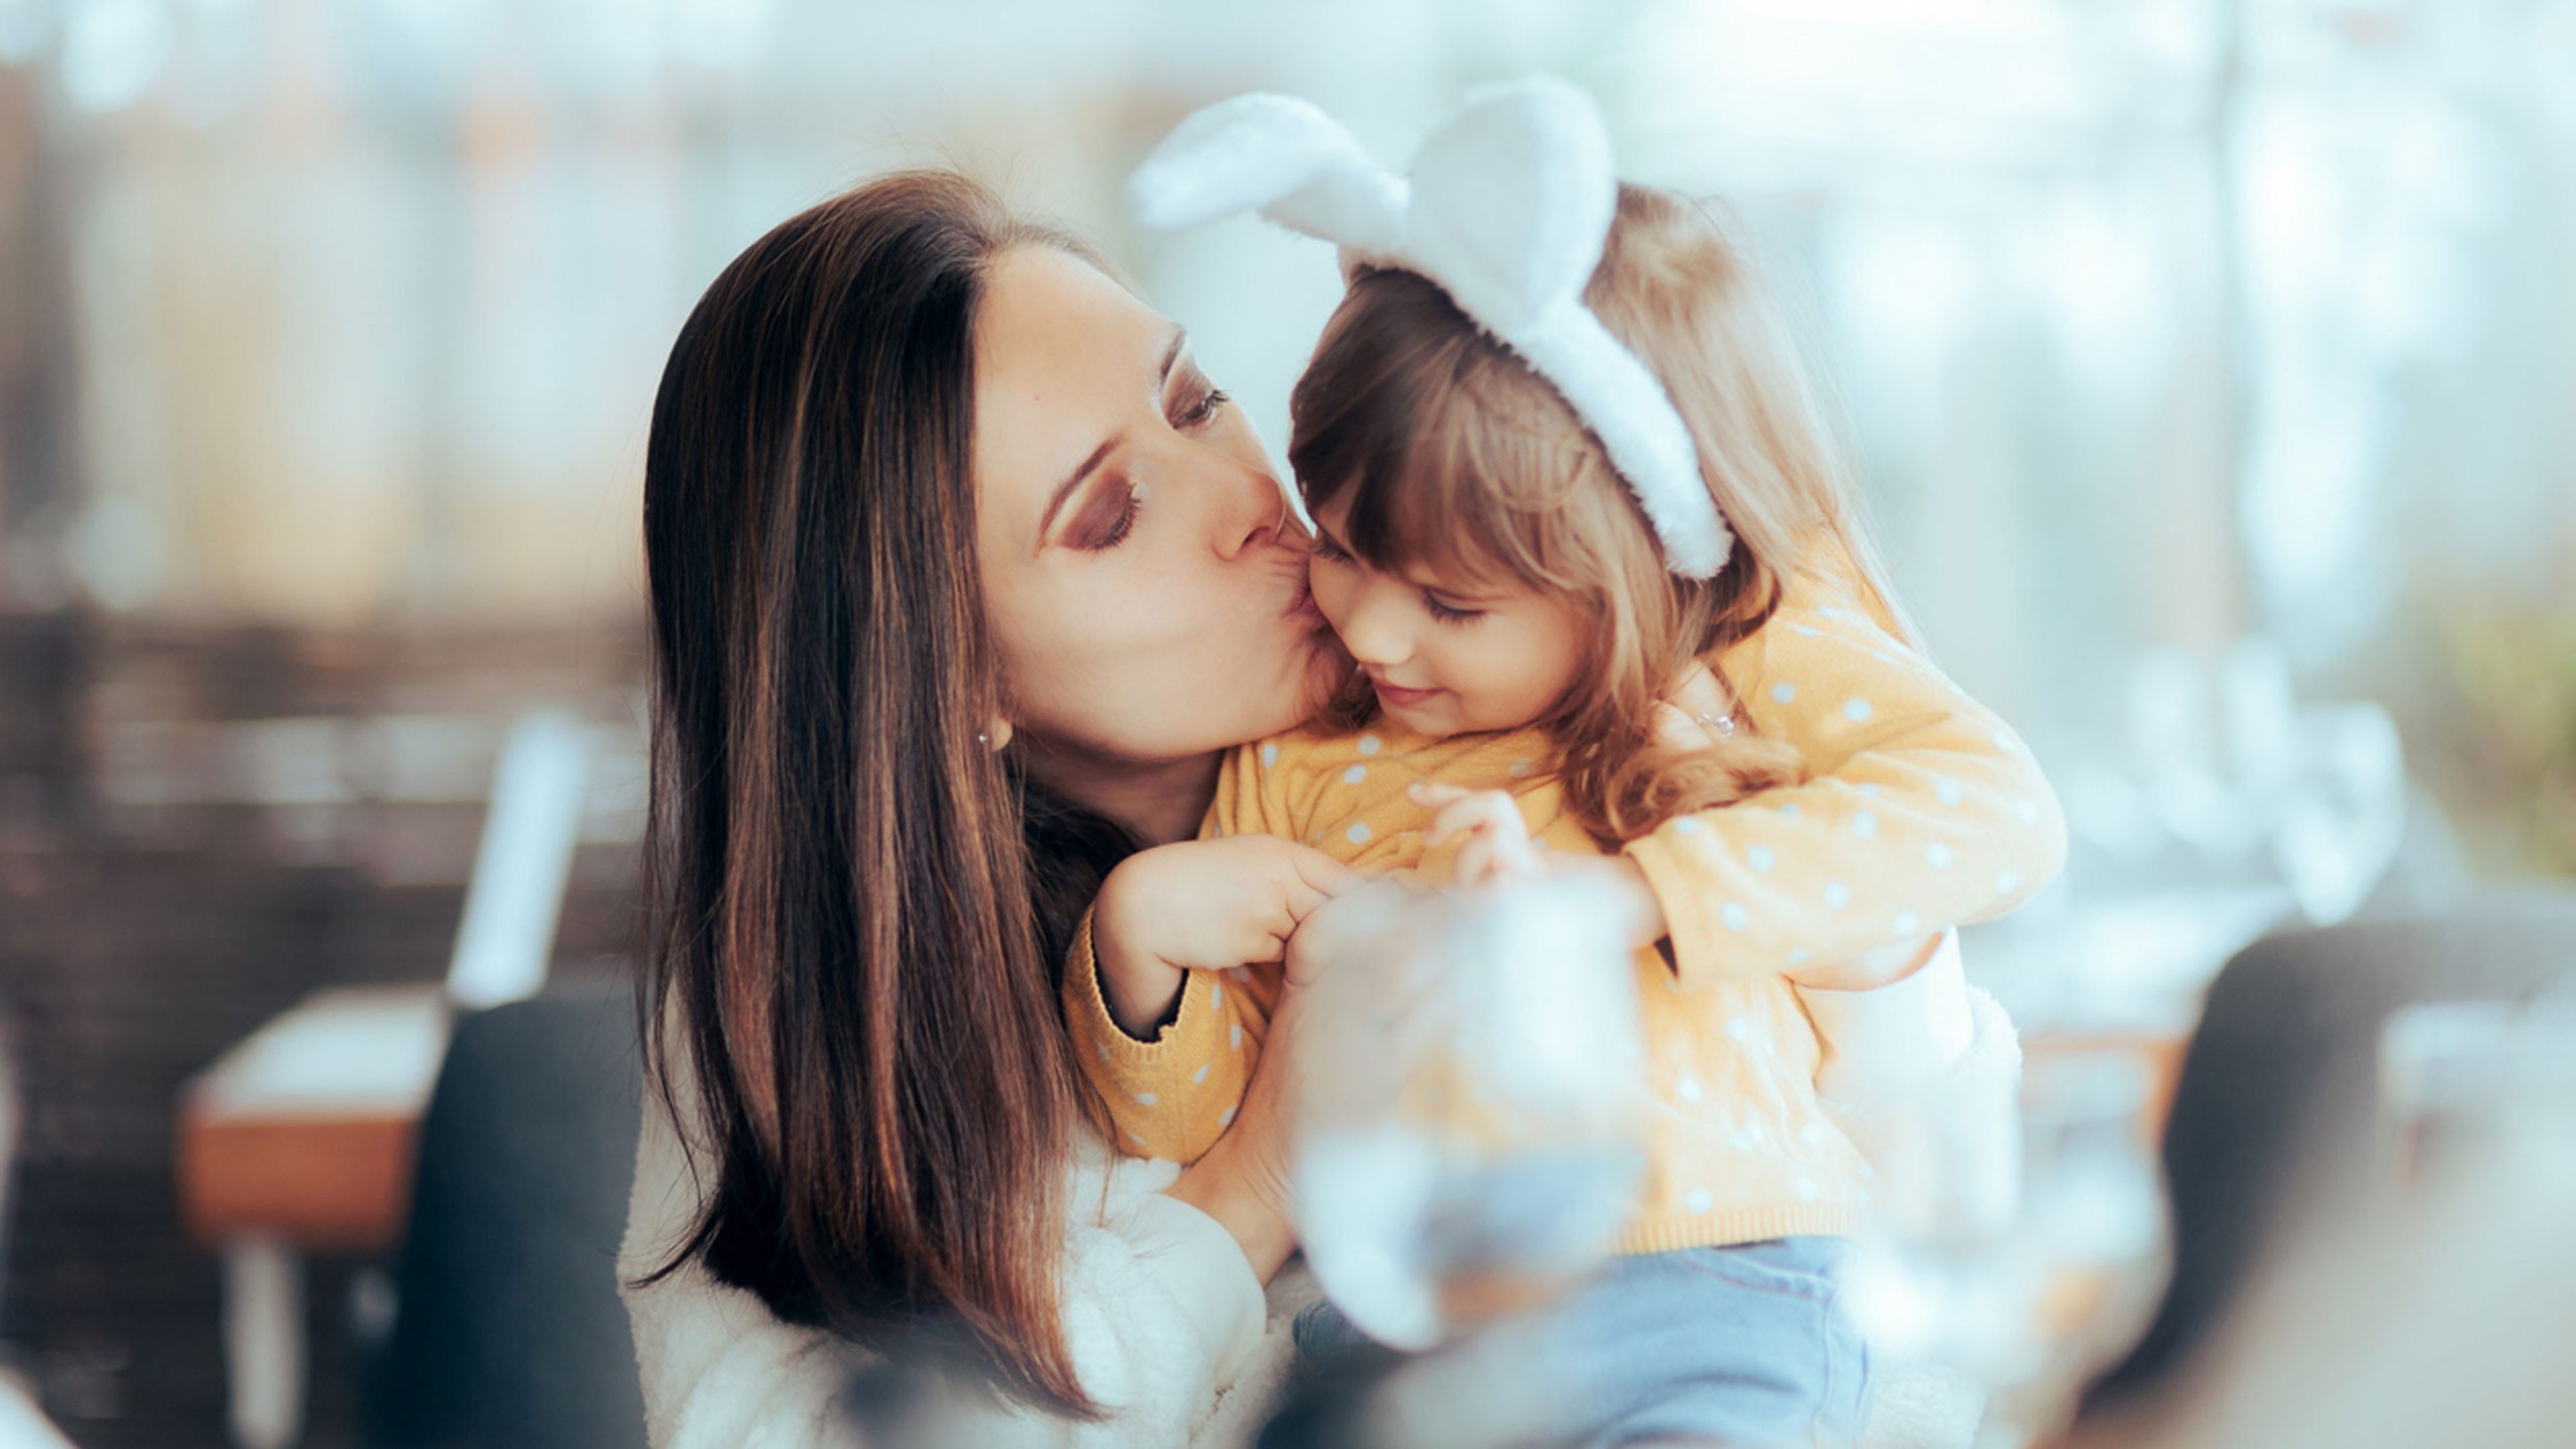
[1289, 1238, 1871, 1448]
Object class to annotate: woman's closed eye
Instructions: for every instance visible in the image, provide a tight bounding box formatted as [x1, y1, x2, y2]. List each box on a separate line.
[1065, 374, 1228, 554]
[1067, 478, 1142, 551]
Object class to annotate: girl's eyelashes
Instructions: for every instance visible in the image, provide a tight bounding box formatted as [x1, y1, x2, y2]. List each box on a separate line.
[1424, 592, 1487, 625]
[1310, 533, 1352, 564]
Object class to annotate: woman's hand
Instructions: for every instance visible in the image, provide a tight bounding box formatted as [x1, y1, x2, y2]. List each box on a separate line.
[1093, 837, 1359, 1038]
[1165, 975, 1310, 1282]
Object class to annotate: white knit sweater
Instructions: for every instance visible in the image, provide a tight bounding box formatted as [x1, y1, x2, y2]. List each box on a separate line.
[617, 1054, 1311, 1449]
[618, 996, 2013, 1449]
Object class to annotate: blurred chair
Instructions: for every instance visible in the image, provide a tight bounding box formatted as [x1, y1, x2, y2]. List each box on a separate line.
[2084, 890, 2576, 1417]
[179, 708, 598, 1448]
[1, 1029, 74, 1448]
[364, 976, 648, 1449]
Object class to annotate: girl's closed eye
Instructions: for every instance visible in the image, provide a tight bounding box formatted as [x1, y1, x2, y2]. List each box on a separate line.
[1423, 592, 1487, 625]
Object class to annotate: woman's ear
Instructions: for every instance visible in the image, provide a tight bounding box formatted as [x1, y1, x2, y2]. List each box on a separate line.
[981, 717, 1015, 752]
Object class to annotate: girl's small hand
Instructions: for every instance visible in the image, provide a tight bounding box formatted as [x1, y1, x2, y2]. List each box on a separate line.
[1412, 782, 1541, 884]
[1094, 837, 1360, 1036]
[1652, 659, 1738, 749]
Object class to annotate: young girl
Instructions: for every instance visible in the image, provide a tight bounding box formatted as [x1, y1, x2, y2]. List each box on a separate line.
[1065, 85, 2064, 1445]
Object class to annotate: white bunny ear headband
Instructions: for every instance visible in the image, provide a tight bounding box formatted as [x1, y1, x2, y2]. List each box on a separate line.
[1130, 77, 1731, 578]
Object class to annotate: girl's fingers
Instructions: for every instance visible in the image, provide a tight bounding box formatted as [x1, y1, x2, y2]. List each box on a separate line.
[1424, 792, 1515, 847]
[1407, 781, 1470, 811]
[1651, 700, 1709, 750]
[1455, 835, 1497, 884]
[1283, 845, 1366, 900]
[1459, 830, 1539, 883]
[1663, 660, 1727, 716]
[1654, 661, 1736, 747]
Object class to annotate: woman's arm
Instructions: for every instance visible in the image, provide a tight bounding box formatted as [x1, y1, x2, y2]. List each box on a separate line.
[1160, 976, 1307, 1282]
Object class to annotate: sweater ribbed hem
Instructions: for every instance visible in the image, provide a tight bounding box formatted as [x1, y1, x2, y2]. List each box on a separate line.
[1612, 1201, 1863, 1255]
[1067, 912, 1222, 1078]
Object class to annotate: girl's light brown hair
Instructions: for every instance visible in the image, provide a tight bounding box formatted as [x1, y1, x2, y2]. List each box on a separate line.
[1289, 183, 1910, 843]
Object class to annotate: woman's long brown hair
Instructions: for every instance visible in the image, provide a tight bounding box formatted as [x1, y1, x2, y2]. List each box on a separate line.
[636, 170, 1122, 1416]
[1290, 184, 1912, 843]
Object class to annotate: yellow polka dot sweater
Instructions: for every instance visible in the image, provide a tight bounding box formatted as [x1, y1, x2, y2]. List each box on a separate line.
[1063, 544, 2067, 1255]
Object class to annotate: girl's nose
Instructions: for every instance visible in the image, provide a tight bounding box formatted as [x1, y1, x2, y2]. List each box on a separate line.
[1336, 587, 1412, 667]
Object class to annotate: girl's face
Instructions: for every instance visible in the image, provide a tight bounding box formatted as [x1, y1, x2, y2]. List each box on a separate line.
[1306, 494, 1590, 739]
[973, 247, 1348, 769]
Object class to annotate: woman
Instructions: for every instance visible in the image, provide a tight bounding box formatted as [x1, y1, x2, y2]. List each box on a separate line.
[619, 170, 1352, 1448]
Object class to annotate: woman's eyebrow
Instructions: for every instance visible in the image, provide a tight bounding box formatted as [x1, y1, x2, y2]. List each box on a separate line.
[1034, 326, 1189, 549]
[1037, 436, 1118, 548]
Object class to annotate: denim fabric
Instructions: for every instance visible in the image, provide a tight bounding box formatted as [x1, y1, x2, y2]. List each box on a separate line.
[1290, 1238, 1870, 1448]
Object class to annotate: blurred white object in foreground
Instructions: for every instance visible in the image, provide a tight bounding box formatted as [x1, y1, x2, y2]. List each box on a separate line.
[1845, 1049, 2173, 1449]
[1292, 876, 1647, 1350]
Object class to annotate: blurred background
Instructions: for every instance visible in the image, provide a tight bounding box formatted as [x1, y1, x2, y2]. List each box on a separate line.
[0, 1, 2569, 1446]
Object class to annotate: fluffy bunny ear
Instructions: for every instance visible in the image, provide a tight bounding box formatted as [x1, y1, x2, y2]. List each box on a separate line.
[1401, 78, 1617, 337]
[1129, 93, 1409, 255]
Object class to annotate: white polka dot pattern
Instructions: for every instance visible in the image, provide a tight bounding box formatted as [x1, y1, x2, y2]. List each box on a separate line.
[1066, 565, 2065, 1250]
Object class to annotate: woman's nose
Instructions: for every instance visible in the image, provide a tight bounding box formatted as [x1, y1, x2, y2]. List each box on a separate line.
[1209, 455, 1294, 561]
